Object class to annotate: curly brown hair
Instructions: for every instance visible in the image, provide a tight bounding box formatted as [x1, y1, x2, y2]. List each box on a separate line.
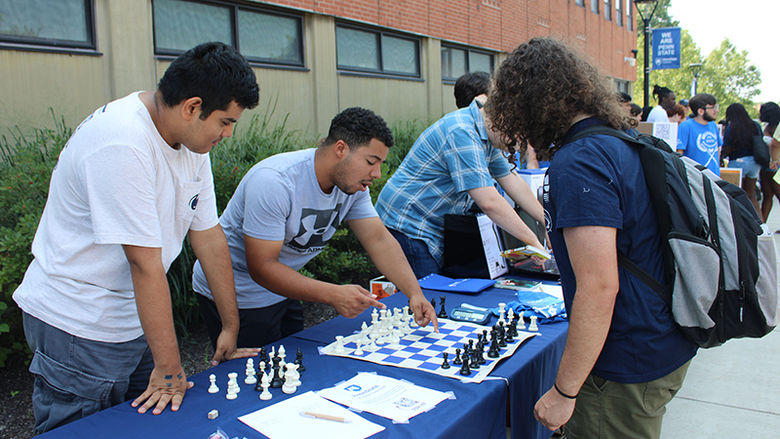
[486, 38, 630, 157]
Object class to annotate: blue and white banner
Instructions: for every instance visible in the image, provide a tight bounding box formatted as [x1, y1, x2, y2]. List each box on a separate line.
[652, 27, 681, 70]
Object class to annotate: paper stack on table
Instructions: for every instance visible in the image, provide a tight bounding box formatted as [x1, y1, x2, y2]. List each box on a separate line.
[318, 372, 451, 423]
[238, 391, 384, 439]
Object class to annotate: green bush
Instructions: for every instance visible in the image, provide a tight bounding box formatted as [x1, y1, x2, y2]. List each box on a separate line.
[0, 106, 428, 365]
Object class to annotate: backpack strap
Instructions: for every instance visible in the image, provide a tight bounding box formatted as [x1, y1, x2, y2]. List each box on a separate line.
[566, 125, 672, 307]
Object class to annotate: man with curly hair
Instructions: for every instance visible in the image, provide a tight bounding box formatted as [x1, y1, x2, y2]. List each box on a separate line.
[192, 107, 438, 348]
[486, 38, 697, 438]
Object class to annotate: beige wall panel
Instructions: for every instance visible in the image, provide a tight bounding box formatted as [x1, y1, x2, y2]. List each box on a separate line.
[441, 83, 457, 115]
[102, 0, 156, 98]
[337, 76, 427, 126]
[0, 51, 108, 135]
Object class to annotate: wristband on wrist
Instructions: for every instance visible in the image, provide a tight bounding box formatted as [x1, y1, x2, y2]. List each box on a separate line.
[554, 382, 578, 399]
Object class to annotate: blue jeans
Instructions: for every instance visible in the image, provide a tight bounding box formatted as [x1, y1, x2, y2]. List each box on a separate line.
[728, 156, 761, 179]
[387, 228, 440, 279]
[22, 312, 153, 434]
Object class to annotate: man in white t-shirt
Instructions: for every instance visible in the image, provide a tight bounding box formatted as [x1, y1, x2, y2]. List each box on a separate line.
[13, 42, 259, 433]
[646, 84, 676, 123]
[192, 108, 439, 348]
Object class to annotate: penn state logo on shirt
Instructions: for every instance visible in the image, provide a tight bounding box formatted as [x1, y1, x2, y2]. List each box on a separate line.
[287, 205, 342, 253]
[189, 194, 199, 210]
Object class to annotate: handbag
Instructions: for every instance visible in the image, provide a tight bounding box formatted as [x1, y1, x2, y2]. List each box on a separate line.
[753, 122, 770, 167]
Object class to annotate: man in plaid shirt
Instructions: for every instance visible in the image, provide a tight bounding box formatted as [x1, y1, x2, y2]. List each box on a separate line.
[375, 99, 545, 278]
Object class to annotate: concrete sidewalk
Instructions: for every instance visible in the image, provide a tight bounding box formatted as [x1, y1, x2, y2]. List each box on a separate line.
[660, 204, 780, 438]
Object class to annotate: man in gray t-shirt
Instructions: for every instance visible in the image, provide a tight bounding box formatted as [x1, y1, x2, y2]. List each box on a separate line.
[193, 107, 438, 347]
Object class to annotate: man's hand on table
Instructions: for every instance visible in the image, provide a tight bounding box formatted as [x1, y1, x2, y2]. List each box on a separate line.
[211, 328, 261, 366]
[132, 365, 193, 415]
[330, 284, 386, 318]
[409, 294, 439, 332]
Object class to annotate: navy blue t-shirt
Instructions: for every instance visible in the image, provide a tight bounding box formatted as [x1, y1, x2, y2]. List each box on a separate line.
[544, 118, 697, 383]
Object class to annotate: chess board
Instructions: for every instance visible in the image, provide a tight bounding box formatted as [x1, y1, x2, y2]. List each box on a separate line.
[320, 318, 539, 383]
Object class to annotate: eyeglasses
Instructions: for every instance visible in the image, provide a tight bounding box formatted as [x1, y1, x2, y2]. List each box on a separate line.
[705, 104, 720, 111]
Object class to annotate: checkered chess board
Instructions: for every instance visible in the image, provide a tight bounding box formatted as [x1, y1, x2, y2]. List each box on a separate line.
[320, 318, 539, 383]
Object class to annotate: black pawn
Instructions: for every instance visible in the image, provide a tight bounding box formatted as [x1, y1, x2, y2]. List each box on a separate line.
[270, 358, 283, 388]
[469, 350, 481, 369]
[453, 348, 462, 365]
[488, 337, 500, 358]
[459, 357, 471, 376]
[259, 347, 269, 365]
[437, 296, 448, 319]
[294, 348, 305, 373]
[441, 352, 451, 369]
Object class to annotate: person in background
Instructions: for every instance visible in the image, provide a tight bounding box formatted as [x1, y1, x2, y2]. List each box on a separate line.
[454, 71, 491, 109]
[646, 85, 676, 123]
[487, 37, 695, 438]
[679, 98, 691, 118]
[630, 103, 643, 124]
[668, 104, 687, 124]
[13, 42, 260, 433]
[759, 102, 780, 221]
[676, 93, 722, 175]
[722, 103, 763, 217]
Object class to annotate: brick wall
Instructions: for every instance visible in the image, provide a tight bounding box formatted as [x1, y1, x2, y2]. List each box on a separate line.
[264, 0, 637, 80]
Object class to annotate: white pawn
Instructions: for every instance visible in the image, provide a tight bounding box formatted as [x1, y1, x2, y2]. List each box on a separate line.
[529, 315, 538, 331]
[355, 341, 364, 355]
[259, 371, 272, 401]
[278, 345, 286, 361]
[361, 321, 369, 334]
[207, 374, 219, 394]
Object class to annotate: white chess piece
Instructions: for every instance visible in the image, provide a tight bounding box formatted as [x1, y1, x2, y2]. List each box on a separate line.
[278, 345, 286, 361]
[354, 341, 364, 355]
[207, 374, 219, 394]
[244, 359, 257, 385]
[498, 302, 506, 325]
[517, 312, 526, 330]
[334, 335, 346, 353]
[361, 321, 369, 334]
[227, 372, 240, 394]
[371, 308, 379, 324]
[529, 315, 538, 331]
[282, 364, 298, 394]
[507, 308, 515, 324]
[259, 372, 272, 401]
[287, 363, 301, 386]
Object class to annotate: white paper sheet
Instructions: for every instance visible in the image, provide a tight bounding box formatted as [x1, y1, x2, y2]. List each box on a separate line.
[238, 391, 384, 439]
[318, 373, 451, 423]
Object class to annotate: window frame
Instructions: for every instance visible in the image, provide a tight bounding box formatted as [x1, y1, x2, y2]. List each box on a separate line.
[0, 0, 99, 55]
[335, 22, 421, 80]
[626, 0, 634, 31]
[440, 43, 494, 83]
[604, 0, 611, 21]
[616, 0, 623, 26]
[575, 0, 585, 6]
[591, 0, 599, 14]
[151, 0, 305, 69]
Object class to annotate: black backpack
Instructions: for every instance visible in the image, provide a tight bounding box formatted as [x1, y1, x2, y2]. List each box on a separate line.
[569, 126, 778, 348]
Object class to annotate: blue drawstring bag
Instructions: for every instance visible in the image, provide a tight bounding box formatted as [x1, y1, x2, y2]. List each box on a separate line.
[490, 290, 567, 323]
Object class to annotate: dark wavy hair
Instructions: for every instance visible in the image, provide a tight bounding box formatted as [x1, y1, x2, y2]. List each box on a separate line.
[760, 102, 780, 135]
[159, 42, 259, 118]
[652, 85, 674, 104]
[485, 38, 629, 157]
[322, 107, 394, 149]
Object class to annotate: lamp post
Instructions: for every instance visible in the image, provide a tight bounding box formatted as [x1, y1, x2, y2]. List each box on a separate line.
[635, 0, 659, 109]
[689, 62, 703, 97]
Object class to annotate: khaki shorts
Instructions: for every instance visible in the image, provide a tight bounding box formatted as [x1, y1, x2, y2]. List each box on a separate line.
[564, 360, 692, 439]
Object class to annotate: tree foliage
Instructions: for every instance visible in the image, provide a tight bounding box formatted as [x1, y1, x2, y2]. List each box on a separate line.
[632, 0, 762, 117]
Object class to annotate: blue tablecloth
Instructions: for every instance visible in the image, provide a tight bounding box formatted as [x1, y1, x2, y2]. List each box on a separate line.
[37, 280, 566, 439]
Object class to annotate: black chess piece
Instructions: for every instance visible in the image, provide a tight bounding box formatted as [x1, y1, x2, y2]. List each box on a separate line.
[437, 296, 448, 319]
[459, 357, 471, 376]
[488, 337, 500, 358]
[453, 348, 462, 365]
[505, 328, 514, 343]
[294, 348, 305, 373]
[498, 323, 507, 347]
[469, 349, 481, 369]
[270, 357, 283, 388]
[259, 347, 269, 365]
[430, 298, 436, 309]
[441, 352, 451, 369]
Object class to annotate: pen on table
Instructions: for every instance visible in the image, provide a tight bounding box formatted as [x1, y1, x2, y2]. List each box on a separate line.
[299, 411, 352, 423]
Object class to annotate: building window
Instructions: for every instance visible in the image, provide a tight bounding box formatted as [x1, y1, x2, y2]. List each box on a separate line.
[152, 0, 303, 67]
[441, 45, 494, 81]
[604, 0, 611, 20]
[626, 0, 633, 31]
[575, 0, 584, 5]
[616, 0, 623, 26]
[336, 24, 420, 77]
[591, 0, 599, 13]
[0, 0, 95, 51]
[615, 79, 630, 95]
